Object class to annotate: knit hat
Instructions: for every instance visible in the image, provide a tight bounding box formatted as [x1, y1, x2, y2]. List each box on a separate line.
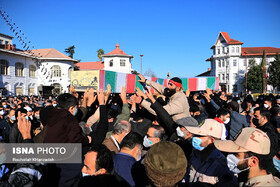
[176, 117, 198, 127]
[144, 141, 187, 186]
[185, 119, 223, 139]
[169, 77, 183, 90]
[214, 127, 270, 155]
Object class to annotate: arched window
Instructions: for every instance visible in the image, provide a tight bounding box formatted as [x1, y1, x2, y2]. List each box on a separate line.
[109, 60, 113, 67]
[68, 67, 73, 78]
[0, 59, 9, 75]
[15, 62, 24, 76]
[51, 65, 61, 77]
[29, 65, 36, 77]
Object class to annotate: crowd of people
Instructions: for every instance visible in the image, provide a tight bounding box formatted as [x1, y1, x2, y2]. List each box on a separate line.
[0, 74, 279, 187]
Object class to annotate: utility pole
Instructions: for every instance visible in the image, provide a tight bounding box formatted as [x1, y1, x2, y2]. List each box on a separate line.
[140, 54, 143, 75]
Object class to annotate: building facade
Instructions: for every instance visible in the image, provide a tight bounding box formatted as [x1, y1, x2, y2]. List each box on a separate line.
[207, 32, 280, 94]
[0, 33, 77, 96]
[76, 43, 133, 73]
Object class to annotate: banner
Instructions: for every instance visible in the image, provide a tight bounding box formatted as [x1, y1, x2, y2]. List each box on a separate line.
[71, 70, 99, 91]
[71, 70, 219, 92]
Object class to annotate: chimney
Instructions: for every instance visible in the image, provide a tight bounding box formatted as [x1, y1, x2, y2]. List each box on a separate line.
[208, 68, 211, 71]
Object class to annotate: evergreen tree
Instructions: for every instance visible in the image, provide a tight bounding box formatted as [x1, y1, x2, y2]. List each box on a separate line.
[268, 53, 280, 91]
[65, 45, 75, 59]
[246, 59, 262, 92]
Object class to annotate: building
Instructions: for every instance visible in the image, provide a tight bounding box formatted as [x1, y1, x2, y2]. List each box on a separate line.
[206, 32, 280, 94]
[76, 43, 134, 73]
[0, 33, 77, 96]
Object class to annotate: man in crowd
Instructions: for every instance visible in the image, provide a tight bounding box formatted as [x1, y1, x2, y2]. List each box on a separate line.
[143, 125, 165, 148]
[113, 132, 146, 186]
[136, 74, 191, 122]
[214, 107, 230, 140]
[103, 120, 131, 154]
[214, 127, 280, 186]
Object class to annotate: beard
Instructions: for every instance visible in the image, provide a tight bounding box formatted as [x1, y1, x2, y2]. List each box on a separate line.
[164, 88, 176, 97]
[237, 160, 250, 183]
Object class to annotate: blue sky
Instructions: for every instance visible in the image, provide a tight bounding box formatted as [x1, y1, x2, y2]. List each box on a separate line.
[0, 0, 280, 78]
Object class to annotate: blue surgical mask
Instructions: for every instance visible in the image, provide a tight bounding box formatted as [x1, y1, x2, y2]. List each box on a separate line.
[11, 115, 16, 121]
[143, 135, 153, 147]
[273, 157, 280, 173]
[192, 137, 206, 151]
[73, 108, 78, 116]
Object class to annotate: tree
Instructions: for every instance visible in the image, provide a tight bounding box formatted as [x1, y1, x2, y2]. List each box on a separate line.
[144, 68, 156, 77]
[65, 45, 75, 59]
[97, 49, 104, 61]
[268, 53, 280, 91]
[261, 50, 267, 93]
[246, 59, 262, 92]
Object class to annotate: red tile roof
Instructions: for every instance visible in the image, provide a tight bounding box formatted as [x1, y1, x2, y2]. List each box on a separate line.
[27, 48, 72, 59]
[102, 43, 133, 58]
[75, 61, 104, 70]
[218, 32, 244, 45]
[241, 47, 280, 56]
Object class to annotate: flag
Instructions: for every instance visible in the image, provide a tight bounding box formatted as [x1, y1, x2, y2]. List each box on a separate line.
[207, 77, 216, 89]
[181, 78, 188, 91]
[197, 77, 207, 91]
[188, 78, 197, 91]
[105, 71, 116, 92]
[115, 72, 127, 93]
[99, 70, 105, 90]
[126, 74, 136, 93]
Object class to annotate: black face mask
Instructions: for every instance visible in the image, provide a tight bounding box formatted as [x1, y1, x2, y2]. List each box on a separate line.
[164, 88, 176, 97]
[252, 118, 260, 127]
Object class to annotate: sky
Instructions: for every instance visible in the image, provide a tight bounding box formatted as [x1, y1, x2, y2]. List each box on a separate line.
[0, 0, 280, 78]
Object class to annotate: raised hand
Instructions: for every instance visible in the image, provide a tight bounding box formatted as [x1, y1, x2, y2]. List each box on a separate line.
[119, 86, 127, 104]
[104, 84, 112, 104]
[145, 87, 156, 103]
[137, 74, 146, 83]
[17, 111, 31, 140]
[97, 89, 105, 105]
[136, 87, 147, 99]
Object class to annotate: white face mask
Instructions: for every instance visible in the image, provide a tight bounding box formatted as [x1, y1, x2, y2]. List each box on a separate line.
[224, 118, 230, 124]
[143, 135, 153, 147]
[82, 169, 100, 177]
[226, 154, 251, 174]
[176, 126, 186, 138]
[264, 104, 269, 108]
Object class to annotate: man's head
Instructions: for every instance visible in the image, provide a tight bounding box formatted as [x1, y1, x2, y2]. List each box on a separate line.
[185, 119, 223, 151]
[214, 127, 271, 179]
[217, 107, 230, 124]
[164, 77, 183, 97]
[112, 120, 131, 140]
[57, 93, 78, 115]
[176, 117, 198, 140]
[120, 132, 143, 161]
[143, 125, 165, 148]
[264, 97, 272, 109]
[82, 144, 113, 176]
[252, 107, 269, 127]
[145, 141, 187, 186]
[228, 101, 239, 113]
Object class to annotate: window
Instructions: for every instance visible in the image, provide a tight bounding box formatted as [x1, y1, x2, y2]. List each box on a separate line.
[109, 60, 113, 67]
[222, 59, 225, 67]
[5, 41, 9, 45]
[51, 65, 61, 77]
[29, 65, 36, 77]
[218, 74, 220, 80]
[224, 47, 227, 53]
[231, 47, 235, 53]
[218, 48, 220, 54]
[68, 67, 73, 78]
[218, 60, 221, 67]
[222, 74, 225, 80]
[236, 47, 239, 53]
[120, 59, 126, 67]
[243, 59, 246, 66]
[234, 73, 238, 81]
[227, 74, 229, 80]
[15, 62, 24, 76]
[0, 40, 3, 45]
[233, 59, 237, 67]
[0, 59, 9, 75]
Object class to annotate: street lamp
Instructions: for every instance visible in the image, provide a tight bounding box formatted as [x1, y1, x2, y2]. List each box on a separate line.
[244, 52, 248, 95]
[140, 54, 144, 75]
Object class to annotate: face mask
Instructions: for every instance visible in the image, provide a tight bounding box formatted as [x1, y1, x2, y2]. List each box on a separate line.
[273, 157, 280, 173]
[3, 105, 7, 108]
[143, 135, 153, 147]
[29, 116, 33, 120]
[11, 115, 16, 121]
[35, 115, 40, 120]
[82, 172, 90, 177]
[264, 104, 269, 108]
[73, 108, 78, 116]
[252, 118, 260, 127]
[25, 116, 29, 120]
[0, 110, 5, 116]
[164, 88, 176, 97]
[226, 154, 251, 174]
[192, 137, 206, 151]
[176, 126, 186, 138]
[53, 104, 57, 107]
[224, 118, 230, 124]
